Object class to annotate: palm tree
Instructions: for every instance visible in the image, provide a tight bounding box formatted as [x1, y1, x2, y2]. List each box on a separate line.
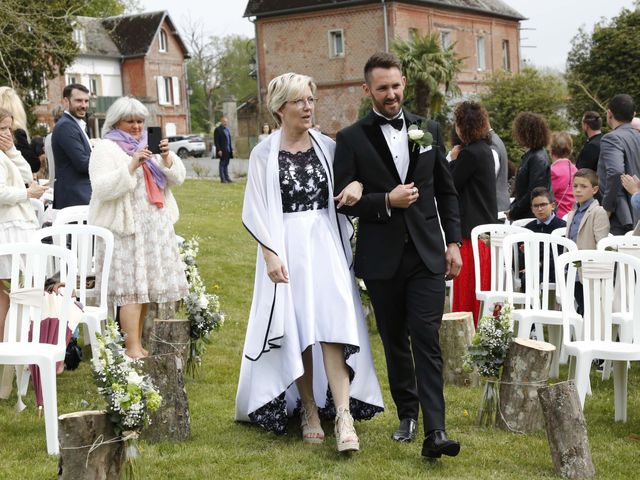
[392, 31, 463, 118]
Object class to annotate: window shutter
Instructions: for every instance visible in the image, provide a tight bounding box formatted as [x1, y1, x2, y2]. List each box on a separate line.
[156, 76, 166, 105]
[172, 76, 180, 105]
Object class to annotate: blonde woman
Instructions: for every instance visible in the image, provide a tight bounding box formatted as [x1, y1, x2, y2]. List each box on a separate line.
[236, 73, 383, 452]
[88, 97, 188, 358]
[0, 87, 39, 173]
[0, 108, 47, 335]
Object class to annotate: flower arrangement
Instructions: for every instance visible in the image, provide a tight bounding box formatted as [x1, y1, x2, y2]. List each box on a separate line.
[464, 303, 513, 427]
[179, 237, 225, 376]
[407, 122, 433, 152]
[93, 320, 162, 477]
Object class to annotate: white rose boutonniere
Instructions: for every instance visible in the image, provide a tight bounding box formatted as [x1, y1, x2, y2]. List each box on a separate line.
[408, 122, 433, 153]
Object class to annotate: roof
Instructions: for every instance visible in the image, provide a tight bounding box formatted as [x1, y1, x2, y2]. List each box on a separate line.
[76, 16, 121, 57]
[244, 0, 526, 21]
[102, 10, 189, 58]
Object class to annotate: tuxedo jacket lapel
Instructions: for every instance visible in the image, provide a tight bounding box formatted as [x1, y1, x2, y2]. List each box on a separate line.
[404, 110, 420, 182]
[363, 111, 402, 184]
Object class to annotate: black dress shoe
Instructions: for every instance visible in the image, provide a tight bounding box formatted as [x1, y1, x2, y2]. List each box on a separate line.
[392, 418, 417, 442]
[422, 430, 460, 458]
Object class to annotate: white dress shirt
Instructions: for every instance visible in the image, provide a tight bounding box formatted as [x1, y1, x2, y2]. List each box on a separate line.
[374, 110, 410, 183]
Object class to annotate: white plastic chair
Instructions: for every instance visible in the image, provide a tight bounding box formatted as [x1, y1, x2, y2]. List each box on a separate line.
[510, 217, 536, 228]
[52, 205, 89, 226]
[557, 249, 640, 421]
[503, 232, 580, 378]
[470, 224, 528, 316]
[30, 198, 45, 226]
[35, 224, 113, 366]
[0, 242, 76, 454]
[551, 227, 566, 237]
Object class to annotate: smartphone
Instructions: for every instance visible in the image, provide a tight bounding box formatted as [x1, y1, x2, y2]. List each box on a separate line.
[147, 126, 162, 154]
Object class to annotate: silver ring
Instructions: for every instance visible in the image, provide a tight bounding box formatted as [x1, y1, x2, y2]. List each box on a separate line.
[413, 187, 418, 195]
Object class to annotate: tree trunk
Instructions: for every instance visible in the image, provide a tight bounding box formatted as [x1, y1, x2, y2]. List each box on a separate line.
[150, 318, 191, 358]
[140, 354, 191, 443]
[440, 312, 479, 387]
[141, 302, 180, 352]
[497, 338, 555, 433]
[538, 381, 596, 479]
[58, 410, 124, 480]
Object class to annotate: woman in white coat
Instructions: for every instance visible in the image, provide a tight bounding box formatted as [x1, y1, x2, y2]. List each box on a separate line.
[236, 73, 383, 452]
[88, 97, 188, 358]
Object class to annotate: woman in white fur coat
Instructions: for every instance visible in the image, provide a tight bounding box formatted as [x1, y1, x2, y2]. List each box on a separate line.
[0, 108, 47, 337]
[88, 97, 188, 358]
[236, 73, 384, 453]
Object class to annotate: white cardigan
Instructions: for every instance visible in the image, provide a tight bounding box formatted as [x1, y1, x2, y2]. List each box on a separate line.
[0, 147, 38, 226]
[88, 139, 186, 236]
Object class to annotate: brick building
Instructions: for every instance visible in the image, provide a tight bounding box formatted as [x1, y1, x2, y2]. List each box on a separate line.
[35, 11, 190, 138]
[244, 0, 525, 135]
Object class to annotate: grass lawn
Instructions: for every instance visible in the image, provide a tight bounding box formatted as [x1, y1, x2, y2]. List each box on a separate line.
[0, 178, 639, 479]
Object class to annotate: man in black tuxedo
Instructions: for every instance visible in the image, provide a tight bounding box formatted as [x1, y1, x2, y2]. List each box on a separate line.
[214, 117, 233, 183]
[334, 52, 462, 460]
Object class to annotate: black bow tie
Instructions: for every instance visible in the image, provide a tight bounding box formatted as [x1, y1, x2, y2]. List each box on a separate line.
[377, 115, 404, 131]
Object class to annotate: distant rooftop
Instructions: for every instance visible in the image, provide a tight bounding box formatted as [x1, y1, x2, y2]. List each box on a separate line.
[244, 0, 526, 21]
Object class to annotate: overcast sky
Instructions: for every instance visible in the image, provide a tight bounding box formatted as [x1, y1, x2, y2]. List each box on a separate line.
[141, 0, 636, 70]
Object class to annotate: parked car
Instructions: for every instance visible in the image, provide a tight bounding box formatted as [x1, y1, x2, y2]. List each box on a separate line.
[167, 134, 207, 158]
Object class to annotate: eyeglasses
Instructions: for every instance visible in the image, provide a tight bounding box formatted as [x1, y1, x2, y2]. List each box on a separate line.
[288, 97, 316, 109]
[531, 202, 551, 209]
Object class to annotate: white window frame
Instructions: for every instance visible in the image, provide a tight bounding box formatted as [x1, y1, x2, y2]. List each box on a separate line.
[171, 76, 181, 106]
[159, 29, 168, 53]
[476, 36, 486, 71]
[73, 27, 86, 50]
[440, 30, 451, 49]
[328, 29, 344, 58]
[66, 74, 78, 85]
[89, 75, 101, 97]
[502, 39, 511, 71]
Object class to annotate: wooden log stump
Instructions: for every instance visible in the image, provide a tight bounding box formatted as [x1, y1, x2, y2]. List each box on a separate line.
[140, 354, 191, 443]
[538, 381, 595, 479]
[149, 318, 191, 358]
[142, 302, 181, 350]
[58, 410, 124, 480]
[497, 338, 555, 433]
[440, 312, 479, 387]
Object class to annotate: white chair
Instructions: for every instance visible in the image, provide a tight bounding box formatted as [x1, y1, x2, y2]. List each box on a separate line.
[470, 224, 528, 316]
[52, 205, 89, 226]
[551, 227, 566, 237]
[624, 230, 635, 236]
[557, 250, 640, 421]
[35, 224, 114, 366]
[30, 198, 45, 226]
[510, 217, 536, 228]
[503, 232, 580, 378]
[0, 242, 76, 454]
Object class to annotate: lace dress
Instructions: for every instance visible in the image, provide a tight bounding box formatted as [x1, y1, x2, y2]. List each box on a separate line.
[246, 148, 383, 434]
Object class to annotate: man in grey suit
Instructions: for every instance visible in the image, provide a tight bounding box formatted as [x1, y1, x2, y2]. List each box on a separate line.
[489, 125, 510, 212]
[598, 94, 640, 234]
[52, 83, 92, 209]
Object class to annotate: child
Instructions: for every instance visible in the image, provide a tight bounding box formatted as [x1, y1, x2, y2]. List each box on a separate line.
[565, 168, 610, 314]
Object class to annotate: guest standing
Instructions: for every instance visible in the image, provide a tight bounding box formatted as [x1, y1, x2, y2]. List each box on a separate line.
[450, 101, 496, 326]
[0, 108, 47, 336]
[88, 97, 188, 358]
[509, 112, 552, 221]
[257, 123, 271, 143]
[549, 132, 577, 218]
[214, 117, 233, 183]
[0, 87, 39, 174]
[236, 72, 383, 453]
[575, 111, 603, 171]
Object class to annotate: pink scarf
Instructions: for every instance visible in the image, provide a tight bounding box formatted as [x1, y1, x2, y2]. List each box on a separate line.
[104, 128, 166, 208]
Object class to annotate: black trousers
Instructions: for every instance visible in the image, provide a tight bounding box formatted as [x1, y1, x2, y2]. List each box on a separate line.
[219, 152, 231, 181]
[364, 241, 446, 434]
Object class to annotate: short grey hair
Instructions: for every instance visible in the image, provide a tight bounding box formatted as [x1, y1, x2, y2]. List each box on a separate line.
[266, 72, 316, 126]
[102, 96, 149, 137]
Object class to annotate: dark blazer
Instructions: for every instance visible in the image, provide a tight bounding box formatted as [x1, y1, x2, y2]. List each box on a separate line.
[451, 140, 498, 238]
[576, 133, 603, 171]
[51, 112, 92, 209]
[334, 110, 460, 279]
[14, 129, 40, 173]
[509, 148, 552, 220]
[214, 124, 233, 157]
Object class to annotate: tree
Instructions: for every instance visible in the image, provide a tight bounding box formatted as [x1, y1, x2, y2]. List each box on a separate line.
[81, 0, 142, 16]
[391, 32, 462, 118]
[480, 67, 569, 163]
[566, 5, 640, 126]
[217, 36, 256, 103]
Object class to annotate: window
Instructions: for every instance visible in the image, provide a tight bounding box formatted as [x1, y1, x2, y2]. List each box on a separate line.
[89, 75, 101, 96]
[476, 36, 486, 71]
[502, 40, 511, 71]
[65, 74, 78, 85]
[159, 29, 168, 53]
[440, 31, 451, 49]
[73, 27, 86, 50]
[156, 76, 181, 106]
[328, 30, 344, 58]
